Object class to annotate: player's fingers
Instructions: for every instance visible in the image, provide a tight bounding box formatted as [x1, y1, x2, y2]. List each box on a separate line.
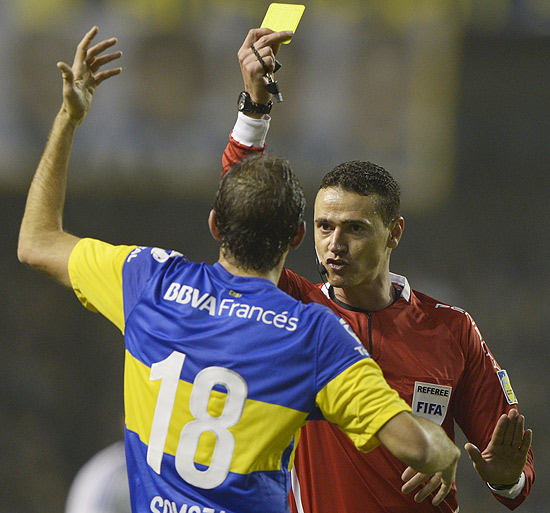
[90, 51, 122, 73]
[431, 480, 453, 507]
[94, 66, 122, 86]
[413, 475, 441, 503]
[401, 471, 430, 494]
[57, 61, 74, 84]
[74, 26, 98, 66]
[87, 37, 119, 64]
[401, 466, 417, 482]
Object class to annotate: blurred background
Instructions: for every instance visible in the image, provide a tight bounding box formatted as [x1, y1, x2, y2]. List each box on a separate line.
[1, 0, 548, 511]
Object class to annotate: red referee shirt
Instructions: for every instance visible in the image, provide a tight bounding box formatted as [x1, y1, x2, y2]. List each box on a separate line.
[223, 132, 535, 512]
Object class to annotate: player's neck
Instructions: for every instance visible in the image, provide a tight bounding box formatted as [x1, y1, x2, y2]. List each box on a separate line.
[218, 255, 283, 286]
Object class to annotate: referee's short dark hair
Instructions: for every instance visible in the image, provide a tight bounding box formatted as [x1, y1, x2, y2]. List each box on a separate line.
[320, 160, 401, 226]
[215, 154, 306, 273]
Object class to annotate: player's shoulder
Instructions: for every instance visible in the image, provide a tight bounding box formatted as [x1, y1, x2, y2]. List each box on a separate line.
[125, 246, 187, 266]
[122, 246, 192, 289]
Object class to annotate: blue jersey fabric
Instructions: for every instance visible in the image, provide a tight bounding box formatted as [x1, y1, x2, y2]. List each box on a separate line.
[69, 240, 410, 513]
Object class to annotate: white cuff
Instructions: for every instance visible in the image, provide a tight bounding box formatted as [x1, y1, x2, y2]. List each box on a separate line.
[231, 112, 271, 148]
[487, 472, 525, 499]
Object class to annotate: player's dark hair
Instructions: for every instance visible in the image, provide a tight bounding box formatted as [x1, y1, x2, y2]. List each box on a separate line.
[319, 161, 401, 226]
[214, 154, 306, 273]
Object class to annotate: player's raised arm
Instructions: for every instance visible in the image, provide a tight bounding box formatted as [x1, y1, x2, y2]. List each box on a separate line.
[18, 27, 122, 286]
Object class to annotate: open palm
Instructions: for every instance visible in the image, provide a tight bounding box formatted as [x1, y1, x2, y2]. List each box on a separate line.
[465, 408, 532, 486]
[57, 26, 121, 123]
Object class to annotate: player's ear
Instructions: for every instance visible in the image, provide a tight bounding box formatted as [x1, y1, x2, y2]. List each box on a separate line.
[290, 221, 306, 249]
[208, 209, 221, 242]
[387, 216, 404, 249]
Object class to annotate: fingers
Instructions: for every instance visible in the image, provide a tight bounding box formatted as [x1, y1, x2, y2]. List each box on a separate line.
[94, 67, 122, 86]
[521, 428, 533, 454]
[431, 478, 453, 507]
[57, 61, 74, 83]
[241, 28, 293, 52]
[73, 26, 99, 68]
[464, 442, 481, 463]
[402, 472, 453, 506]
[401, 470, 430, 495]
[238, 28, 293, 72]
[509, 410, 526, 449]
[493, 409, 529, 450]
[413, 474, 442, 503]
[69, 27, 122, 86]
[488, 413, 509, 446]
[87, 37, 119, 65]
[501, 409, 520, 446]
[400, 466, 417, 482]
[89, 50, 123, 74]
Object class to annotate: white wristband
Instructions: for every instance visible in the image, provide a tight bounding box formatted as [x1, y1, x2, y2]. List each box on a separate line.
[487, 472, 526, 499]
[232, 112, 270, 148]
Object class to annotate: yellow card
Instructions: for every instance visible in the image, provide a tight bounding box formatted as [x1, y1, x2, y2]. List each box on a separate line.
[261, 3, 305, 43]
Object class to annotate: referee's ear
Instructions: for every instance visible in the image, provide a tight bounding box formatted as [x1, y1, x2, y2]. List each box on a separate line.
[208, 209, 221, 242]
[387, 216, 404, 249]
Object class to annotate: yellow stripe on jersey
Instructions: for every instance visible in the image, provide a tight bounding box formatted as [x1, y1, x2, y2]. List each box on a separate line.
[68, 238, 136, 333]
[317, 358, 411, 453]
[124, 351, 309, 474]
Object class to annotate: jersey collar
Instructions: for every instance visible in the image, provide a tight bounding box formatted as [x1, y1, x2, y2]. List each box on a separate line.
[321, 272, 411, 313]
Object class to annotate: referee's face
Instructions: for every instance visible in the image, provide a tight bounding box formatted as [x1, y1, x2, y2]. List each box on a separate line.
[314, 187, 398, 293]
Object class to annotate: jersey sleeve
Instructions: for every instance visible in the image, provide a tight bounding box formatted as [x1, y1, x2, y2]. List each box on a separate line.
[68, 238, 136, 333]
[313, 313, 411, 453]
[222, 113, 268, 176]
[452, 311, 535, 508]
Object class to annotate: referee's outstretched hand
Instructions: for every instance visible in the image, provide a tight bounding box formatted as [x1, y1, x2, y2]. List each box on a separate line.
[464, 408, 532, 487]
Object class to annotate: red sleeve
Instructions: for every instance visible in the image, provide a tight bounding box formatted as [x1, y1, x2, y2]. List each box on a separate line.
[452, 312, 535, 509]
[222, 133, 265, 177]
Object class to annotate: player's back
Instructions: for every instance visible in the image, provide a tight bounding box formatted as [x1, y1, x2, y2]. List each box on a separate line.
[121, 251, 362, 513]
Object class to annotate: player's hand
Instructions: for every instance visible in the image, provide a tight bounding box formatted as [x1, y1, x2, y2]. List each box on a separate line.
[464, 408, 532, 486]
[237, 28, 293, 105]
[401, 461, 457, 507]
[57, 26, 122, 124]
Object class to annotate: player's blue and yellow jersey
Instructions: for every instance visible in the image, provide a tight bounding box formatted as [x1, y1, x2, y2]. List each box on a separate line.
[69, 238, 410, 513]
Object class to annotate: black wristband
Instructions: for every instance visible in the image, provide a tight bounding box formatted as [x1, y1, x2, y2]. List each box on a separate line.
[237, 91, 272, 115]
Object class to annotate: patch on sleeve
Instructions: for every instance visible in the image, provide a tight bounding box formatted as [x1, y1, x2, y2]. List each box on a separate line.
[412, 382, 452, 425]
[497, 370, 518, 405]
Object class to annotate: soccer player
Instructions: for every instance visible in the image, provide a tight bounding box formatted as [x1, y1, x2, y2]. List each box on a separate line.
[222, 28, 535, 512]
[18, 28, 461, 513]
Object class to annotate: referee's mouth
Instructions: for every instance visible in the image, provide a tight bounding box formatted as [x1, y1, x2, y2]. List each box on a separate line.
[326, 258, 348, 272]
